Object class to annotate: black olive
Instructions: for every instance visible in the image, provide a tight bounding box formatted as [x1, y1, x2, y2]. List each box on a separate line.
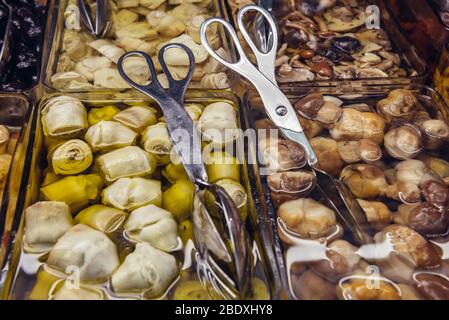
[332, 36, 362, 54]
[284, 29, 308, 48]
[325, 48, 344, 63]
[0, 0, 45, 90]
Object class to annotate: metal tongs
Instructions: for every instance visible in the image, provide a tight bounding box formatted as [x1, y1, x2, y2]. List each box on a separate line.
[117, 45, 251, 299]
[200, 5, 371, 245]
[78, 0, 109, 38]
[0, 0, 12, 76]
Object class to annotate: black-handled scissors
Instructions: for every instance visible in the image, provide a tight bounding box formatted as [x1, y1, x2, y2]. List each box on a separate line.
[117, 44, 252, 299]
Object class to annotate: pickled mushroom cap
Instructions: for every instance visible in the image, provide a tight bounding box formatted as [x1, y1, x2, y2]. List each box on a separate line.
[384, 125, 424, 160]
[377, 89, 417, 122]
[277, 198, 337, 238]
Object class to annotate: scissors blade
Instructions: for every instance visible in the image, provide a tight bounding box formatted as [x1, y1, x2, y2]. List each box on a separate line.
[280, 127, 317, 166]
[159, 96, 208, 185]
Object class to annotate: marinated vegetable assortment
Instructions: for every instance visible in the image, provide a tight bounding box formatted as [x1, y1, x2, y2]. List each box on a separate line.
[273, 0, 418, 82]
[4, 95, 269, 300]
[229, 0, 421, 85]
[1, 0, 46, 91]
[248, 87, 449, 300]
[50, 0, 231, 90]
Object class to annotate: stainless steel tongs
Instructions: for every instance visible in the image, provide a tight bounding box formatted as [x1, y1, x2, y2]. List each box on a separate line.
[78, 0, 109, 38]
[117, 44, 252, 299]
[200, 5, 371, 246]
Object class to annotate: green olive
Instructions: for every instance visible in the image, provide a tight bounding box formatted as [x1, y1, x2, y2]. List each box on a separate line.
[162, 179, 195, 221]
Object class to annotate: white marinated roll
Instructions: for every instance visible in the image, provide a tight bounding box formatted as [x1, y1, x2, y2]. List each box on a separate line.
[102, 177, 162, 211]
[111, 242, 178, 297]
[41, 96, 88, 138]
[97, 146, 156, 182]
[141, 122, 172, 165]
[24, 201, 73, 253]
[47, 224, 120, 282]
[198, 101, 239, 146]
[125, 204, 179, 251]
[113, 106, 158, 132]
[85, 120, 138, 152]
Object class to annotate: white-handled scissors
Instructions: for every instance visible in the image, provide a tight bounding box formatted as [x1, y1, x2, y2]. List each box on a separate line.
[200, 4, 317, 166]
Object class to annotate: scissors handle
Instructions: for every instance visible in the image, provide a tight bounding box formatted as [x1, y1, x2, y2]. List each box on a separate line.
[117, 44, 195, 106]
[200, 17, 260, 81]
[158, 43, 195, 106]
[237, 5, 278, 84]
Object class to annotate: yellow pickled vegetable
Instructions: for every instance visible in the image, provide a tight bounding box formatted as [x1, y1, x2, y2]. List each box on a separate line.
[205, 178, 248, 221]
[87, 105, 121, 126]
[75, 205, 127, 233]
[41, 170, 62, 187]
[178, 220, 194, 244]
[205, 151, 240, 183]
[162, 179, 195, 221]
[162, 162, 189, 183]
[173, 281, 211, 300]
[248, 278, 270, 300]
[50, 139, 93, 175]
[41, 174, 104, 212]
[29, 268, 62, 300]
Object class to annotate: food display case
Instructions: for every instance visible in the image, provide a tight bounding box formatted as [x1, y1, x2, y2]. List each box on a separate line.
[226, 0, 427, 95]
[242, 85, 449, 300]
[42, 0, 237, 93]
[0, 92, 275, 300]
[1, 0, 449, 302]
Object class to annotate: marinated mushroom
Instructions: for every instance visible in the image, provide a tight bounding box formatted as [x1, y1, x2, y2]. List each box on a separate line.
[297, 115, 323, 138]
[377, 89, 417, 123]
[413, 273, 449, 300]
[384, 125, 424, 160]
[397, 284, 422, 300]
[357, 199, 392, 230]
[267, 171, 316, 207]
[294, 93, 342, 124]
[277, 198, 337, 239]
[292, 270, 338, 300]
[420, 119, 449, 150]
[340, 164, 388, 199]
[259, 137, 307, 172]
[310, 137, 343, 176]
[330, 108, 385, 144]
[421, 180, 449, 208]
[337, 275, 401, 300]
[407, 203, 449, 238]
[394, 160, 441, 187]
[420, 156, 449, 185]
[384, 181, 422, 204]
[310, 240, 361, 282]
[373, 225, 441, 282]
[337, 139, 382, 164]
